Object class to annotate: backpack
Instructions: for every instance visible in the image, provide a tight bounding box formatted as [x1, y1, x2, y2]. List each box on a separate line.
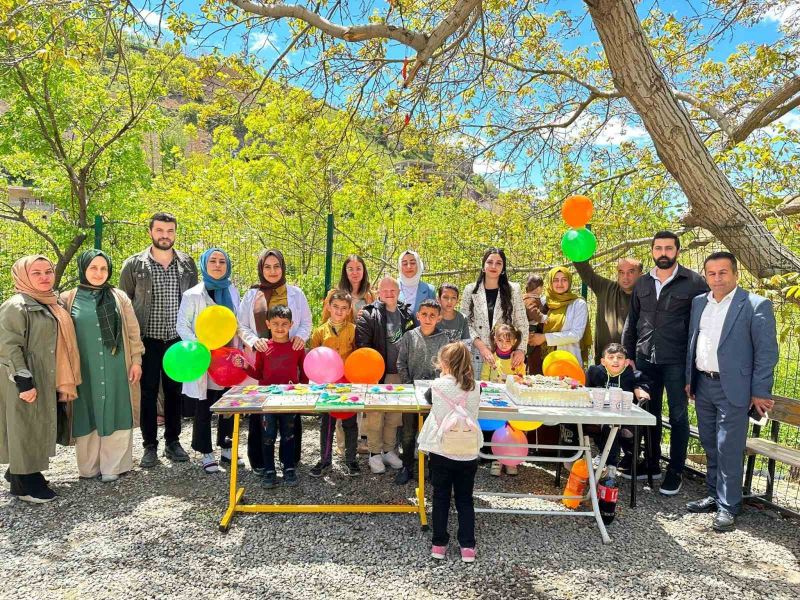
[433, 386, 480, 456]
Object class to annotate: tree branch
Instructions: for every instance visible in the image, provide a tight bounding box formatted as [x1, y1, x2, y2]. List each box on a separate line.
[228, 0, 428, 50]
[728, 75, 800, 146]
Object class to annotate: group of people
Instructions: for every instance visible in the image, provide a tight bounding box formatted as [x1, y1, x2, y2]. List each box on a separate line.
[0, 213, 779, 561]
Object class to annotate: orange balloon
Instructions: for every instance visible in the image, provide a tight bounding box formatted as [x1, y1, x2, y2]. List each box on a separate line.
[562, 195, 593, 228]
[543, 359, 586, 385]
[344, 348, 386, 384]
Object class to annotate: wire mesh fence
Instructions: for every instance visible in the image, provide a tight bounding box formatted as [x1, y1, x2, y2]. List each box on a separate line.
[1, 213, 799, 513]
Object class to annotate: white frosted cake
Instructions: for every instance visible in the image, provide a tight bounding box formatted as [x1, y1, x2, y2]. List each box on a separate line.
[505, 374, 592, 408]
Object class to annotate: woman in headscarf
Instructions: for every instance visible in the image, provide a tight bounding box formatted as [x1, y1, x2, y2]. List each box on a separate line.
[321, 254, 375, 323]
[398, 250, 436, 318]
[0, 255, 81, 502]
[238, 249, 312, 472]
[61, 250, 143, 482]
[176, 247, 241, 474]
[529, 266, 592, 366]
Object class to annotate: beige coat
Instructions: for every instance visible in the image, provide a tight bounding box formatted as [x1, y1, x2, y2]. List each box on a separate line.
[61, 288, 144, 441]
[0, 294, 59, 474]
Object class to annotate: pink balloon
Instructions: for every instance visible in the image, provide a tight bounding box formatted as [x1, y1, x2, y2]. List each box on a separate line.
[303, 347, 345, 384]
[491, 426, 528, 467]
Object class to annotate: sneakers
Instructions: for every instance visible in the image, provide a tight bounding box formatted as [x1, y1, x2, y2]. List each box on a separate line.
[713, 508, 736, 532]
[253, 467, 267, 477]
[505, 464, 518, 476]
[220, 448, 244, 467]
[460, 547, 476, 563]
[659, 470, 683, 496]
[489, 461, 502, 476]
[431, 545, 447, 560]
[619, 461, 662, 481]
[140, 447, 159, 468]
[382, 450, 403, 470]
[202, 453, 219, 474]
[310, 462, 332, 478]
[394, 466, 412, 485]
[18, 483, 56, 504]
[165, 441, 189, 462]
[344, 461, 361, 477]
[99, 474, 119, 483]
[283, 468, 298, 486]
[261, 470, 278, 489]
[369, 454, 386, 474]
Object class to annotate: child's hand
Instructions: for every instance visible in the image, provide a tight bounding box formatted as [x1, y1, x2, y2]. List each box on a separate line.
[232, 355, 246, 368]
[634, 389, 649, 401]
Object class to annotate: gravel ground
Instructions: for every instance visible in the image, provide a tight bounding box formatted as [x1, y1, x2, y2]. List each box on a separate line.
[1, 416, 799, 600]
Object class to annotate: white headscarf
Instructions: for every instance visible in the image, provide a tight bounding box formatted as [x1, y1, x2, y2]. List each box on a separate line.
[398, 250, 423, 308]
[398, 250, 423, 287]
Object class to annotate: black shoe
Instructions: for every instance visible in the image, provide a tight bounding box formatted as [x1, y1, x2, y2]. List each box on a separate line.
[686, 496, 718, 513]
[165, 442, 189, 462]
[344, 461, 361, 477]
[713, 508, 736, 532]
[659, 470, 683, 496]
[18, 479, 56, 504]
[309, 462, 331, 478]
[140, 447, 159, 468]
[394, 466, 412, 485]
[261, 470, 278, 489]
[619, 461, 662, 481]
[283, 469, 298, 487]
[3, 469, 9, 483]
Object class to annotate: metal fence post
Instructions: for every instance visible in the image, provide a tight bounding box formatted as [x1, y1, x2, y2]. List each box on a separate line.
[324, 212, 334, 295]
[94, 215, 103, 250]
[580, 223, 591, 299]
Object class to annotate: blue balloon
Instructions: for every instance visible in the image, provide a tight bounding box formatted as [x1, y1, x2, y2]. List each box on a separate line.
[478, 419, 505, 432]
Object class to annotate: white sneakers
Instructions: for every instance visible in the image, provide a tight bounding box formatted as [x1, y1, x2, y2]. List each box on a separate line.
[369, 450, 403, 473]
[202, 453, 220, 473]
[382, 450, 403, 470]
[490, 461, 518, 476]
[369, 454, 386, 474]
[99, 474, 119, 483]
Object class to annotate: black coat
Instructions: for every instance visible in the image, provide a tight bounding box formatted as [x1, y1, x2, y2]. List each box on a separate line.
[355, 300, 415, 382]
[586, 365, 650, 394]
[622, 265, 708, 365]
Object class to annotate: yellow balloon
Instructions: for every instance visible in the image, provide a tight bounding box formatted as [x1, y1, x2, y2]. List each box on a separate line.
[542, 350, 579, 373]
[509, 420, 543, 432]
[195, 305, 237, 350]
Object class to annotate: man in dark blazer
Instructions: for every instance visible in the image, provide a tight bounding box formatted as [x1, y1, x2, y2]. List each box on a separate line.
[685, 251, 778, 532]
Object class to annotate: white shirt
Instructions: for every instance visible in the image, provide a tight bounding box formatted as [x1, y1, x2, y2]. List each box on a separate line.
[650, 264, 679, 300]
[695, 287, 738, 373]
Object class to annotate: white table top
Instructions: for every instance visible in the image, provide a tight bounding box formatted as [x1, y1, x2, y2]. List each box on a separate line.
[413, 380, 656, 427]
[477, 403, 656, 427]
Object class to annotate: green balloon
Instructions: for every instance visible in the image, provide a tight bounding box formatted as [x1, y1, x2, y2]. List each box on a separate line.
[163, 341, 211, 383]
[561, 228, 597, 262]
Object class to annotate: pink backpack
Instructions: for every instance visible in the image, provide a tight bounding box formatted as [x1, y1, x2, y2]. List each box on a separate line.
[433, 386, 480, 456]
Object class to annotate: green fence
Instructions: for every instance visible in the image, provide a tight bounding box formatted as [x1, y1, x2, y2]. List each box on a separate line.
[1, 213, 799, 513]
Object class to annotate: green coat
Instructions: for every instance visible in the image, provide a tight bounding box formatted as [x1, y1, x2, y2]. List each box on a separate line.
[0, 294, 59, 474]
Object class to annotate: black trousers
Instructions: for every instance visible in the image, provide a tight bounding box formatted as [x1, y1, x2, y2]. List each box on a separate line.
[319, 413, 358, 464]
[430, 453, 478, 548]
[140, 337, 183, 449]
[248, 413, 303, 469]
[190, 389, 234, 454]
[401, 412, 420, 469]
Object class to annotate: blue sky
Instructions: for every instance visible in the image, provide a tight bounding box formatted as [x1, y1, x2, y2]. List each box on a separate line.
[134, 1, 799, 192]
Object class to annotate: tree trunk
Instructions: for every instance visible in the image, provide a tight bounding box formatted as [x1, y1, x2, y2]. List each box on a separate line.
[585, 0, 800, 277]
[54, 232, 88, 289]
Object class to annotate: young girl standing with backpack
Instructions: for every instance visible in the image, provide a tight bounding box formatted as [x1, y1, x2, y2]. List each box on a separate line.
[418, 342, 482, 562]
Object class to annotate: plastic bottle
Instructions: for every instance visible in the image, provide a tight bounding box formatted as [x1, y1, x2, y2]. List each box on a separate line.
[562, 459, 589, 509]
[598, 466, 619, 524]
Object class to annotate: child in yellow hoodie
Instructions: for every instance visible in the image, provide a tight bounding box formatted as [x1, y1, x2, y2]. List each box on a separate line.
[480, 323, 526, 383]
[309, 290, 360, 477]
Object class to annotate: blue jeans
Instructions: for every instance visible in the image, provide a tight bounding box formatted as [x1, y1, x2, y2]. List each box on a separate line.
[262, 414, 296, 472]
[637, 358, 689, 474]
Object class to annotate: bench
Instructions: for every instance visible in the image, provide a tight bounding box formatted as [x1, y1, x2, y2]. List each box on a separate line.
[743, 395, 800, 507]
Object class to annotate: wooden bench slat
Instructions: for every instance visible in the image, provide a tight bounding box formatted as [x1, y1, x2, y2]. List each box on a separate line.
[768, 395, 800, 427]
[745, 438, 800, 466]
